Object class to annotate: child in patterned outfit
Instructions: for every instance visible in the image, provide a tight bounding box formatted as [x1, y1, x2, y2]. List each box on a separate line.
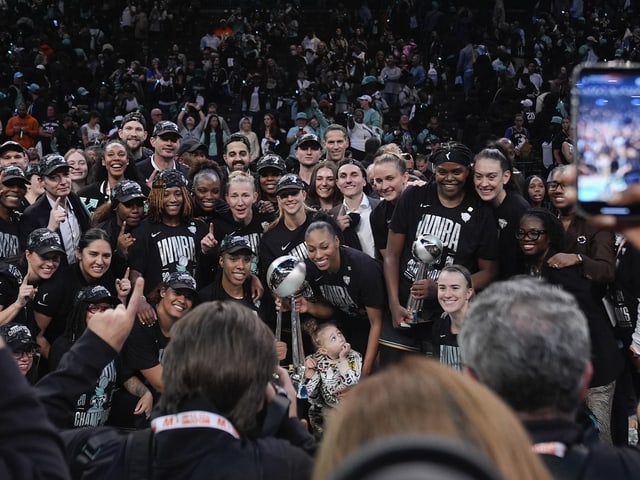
[303, 320, 362, 436]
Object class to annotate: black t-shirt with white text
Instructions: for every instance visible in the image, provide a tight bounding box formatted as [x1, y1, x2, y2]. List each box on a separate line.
[128, 218, 208, 294]
[389, 183, 499, 314]
[304, 246, 386, 356]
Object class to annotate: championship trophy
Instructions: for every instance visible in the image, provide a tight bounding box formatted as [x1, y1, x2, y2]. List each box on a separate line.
[267, 255, 307, 397]
[401, 234, 444, 328]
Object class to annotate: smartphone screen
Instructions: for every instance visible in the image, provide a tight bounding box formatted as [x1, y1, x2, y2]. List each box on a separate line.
[573, 64, 640, 215]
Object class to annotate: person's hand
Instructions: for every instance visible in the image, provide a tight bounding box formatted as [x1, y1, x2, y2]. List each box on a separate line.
[15, 275, 37, 307]
[304, 356, 317, 379]
[115, 267, 132, 300]
[268, 366, 297, 417]
[117, 221, 135, 258]
[47, 197, 66, 231]
[335, 204, 351, 231]
[145, 169, 158, 191]
[137, 296, 158, 326]
[406, 179, 427, 188]
[250, 274, 263, 302]
[390, 302, 414, 329]
[338, 342, 351, 361]
[133, 391, 153, 419]
[274, 296, 288, 312]
[276, 340, 287, 361]
[546, 252, 581, 270]
[200, 222, 218, 254]
[86, 277, 145, 351]
[275, 295, 308, 313]
[410, 278, 436, 300]
[257, 200, 276, 214]
[591, 184, 640, 250]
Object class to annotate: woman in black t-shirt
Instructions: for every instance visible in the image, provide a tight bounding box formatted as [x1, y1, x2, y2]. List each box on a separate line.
[128, 169, 210, 299]
[297, 221, 384, 376]
[432, 265, 474, 372]
[0, 228, 65, 333]
[369, 152, 410, 260]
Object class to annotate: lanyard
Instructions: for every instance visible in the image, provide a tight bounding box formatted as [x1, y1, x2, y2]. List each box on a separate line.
[151, 410, 240, 439]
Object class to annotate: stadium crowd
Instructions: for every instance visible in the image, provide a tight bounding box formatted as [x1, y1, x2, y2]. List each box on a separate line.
[3, 0, 640, 479]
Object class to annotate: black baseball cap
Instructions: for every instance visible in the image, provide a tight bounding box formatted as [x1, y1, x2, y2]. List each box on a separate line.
[152, 121, 181, 138]
[276, 173, 306, 194]
[295, 133, 322, 150]
[40, 154, 71, 176]
[24, 163, 40, 179]
[0, 323, 37, 352]
[256, 154, 286, 174]
[26, 228, 65, 256]
[153, 169, 188, 189]
[165, 271, 197, 294]
[76, 285, 120, 306]
[0, 140, 25, 156]
[219, 235, 255, 256]
[112, 179, 146, 204]
[177, 137, 207, 157]
[121, 111, 147, 129]
[1, 165, 30, 186]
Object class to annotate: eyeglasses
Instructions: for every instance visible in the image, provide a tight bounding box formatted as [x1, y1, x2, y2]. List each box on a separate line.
[13, 349, 38, 359]
[547, 181, 573, 191]
[87, 304, 113, 314]
[299, 145, 321, 151]
[515, 229, 547, 241]
[277, 190, 300, 199]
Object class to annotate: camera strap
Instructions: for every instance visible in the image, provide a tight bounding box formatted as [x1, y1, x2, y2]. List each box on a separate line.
[151, 410, 240, 439]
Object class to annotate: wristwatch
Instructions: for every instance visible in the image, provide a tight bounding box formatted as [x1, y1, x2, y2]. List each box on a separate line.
[575, 253, 583, 264]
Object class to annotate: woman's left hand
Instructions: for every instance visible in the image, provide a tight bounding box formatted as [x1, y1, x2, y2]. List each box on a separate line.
[116, 268, 132, 299]
[410, 278, 436, 300]
[200, 223, 218, 255]
[546, 252, 581, 270]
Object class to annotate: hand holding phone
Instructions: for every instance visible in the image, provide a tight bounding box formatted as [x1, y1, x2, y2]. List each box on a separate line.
[573, 62, 640, 217]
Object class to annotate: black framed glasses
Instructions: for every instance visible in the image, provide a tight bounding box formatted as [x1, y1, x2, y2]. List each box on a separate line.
[13, 349, 38, 359]
[547, 181, 573, 191]
[515, 229, 547, 241]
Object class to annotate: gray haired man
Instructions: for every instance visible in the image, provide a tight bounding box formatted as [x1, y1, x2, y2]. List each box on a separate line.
[459, 278, 640, 479]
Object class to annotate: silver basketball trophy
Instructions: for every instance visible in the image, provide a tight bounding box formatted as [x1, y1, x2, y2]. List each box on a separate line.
[402, 234, 444, 328]
[267, 255, 307, 397]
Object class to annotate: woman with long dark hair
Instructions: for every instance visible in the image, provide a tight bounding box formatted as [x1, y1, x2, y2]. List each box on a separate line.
[33, 227, 130, 363]
[78, 139, 142, 215]
[200, 114, 228, 163]
[306, 161, 342, 211]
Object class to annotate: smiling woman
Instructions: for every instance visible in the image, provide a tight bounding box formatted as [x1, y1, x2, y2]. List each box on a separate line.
[122, 271, 197, 397]
[78, 140, 142, 215]
[300, 220, 385, 376]
[0, 229, 65, 367]
[128, 169, 209, 296]
[32, 228, 129, 367]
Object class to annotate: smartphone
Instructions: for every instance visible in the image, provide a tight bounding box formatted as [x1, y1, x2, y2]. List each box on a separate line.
[573, 63, 640, 216]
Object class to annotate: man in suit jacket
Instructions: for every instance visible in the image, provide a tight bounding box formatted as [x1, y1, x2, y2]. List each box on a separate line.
[330, 158, 380, 258]
[19, 154, 91, 264]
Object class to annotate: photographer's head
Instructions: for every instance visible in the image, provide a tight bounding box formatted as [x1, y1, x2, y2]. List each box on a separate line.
[459, 277, 592, 419]
[159, 301, 277, 437]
